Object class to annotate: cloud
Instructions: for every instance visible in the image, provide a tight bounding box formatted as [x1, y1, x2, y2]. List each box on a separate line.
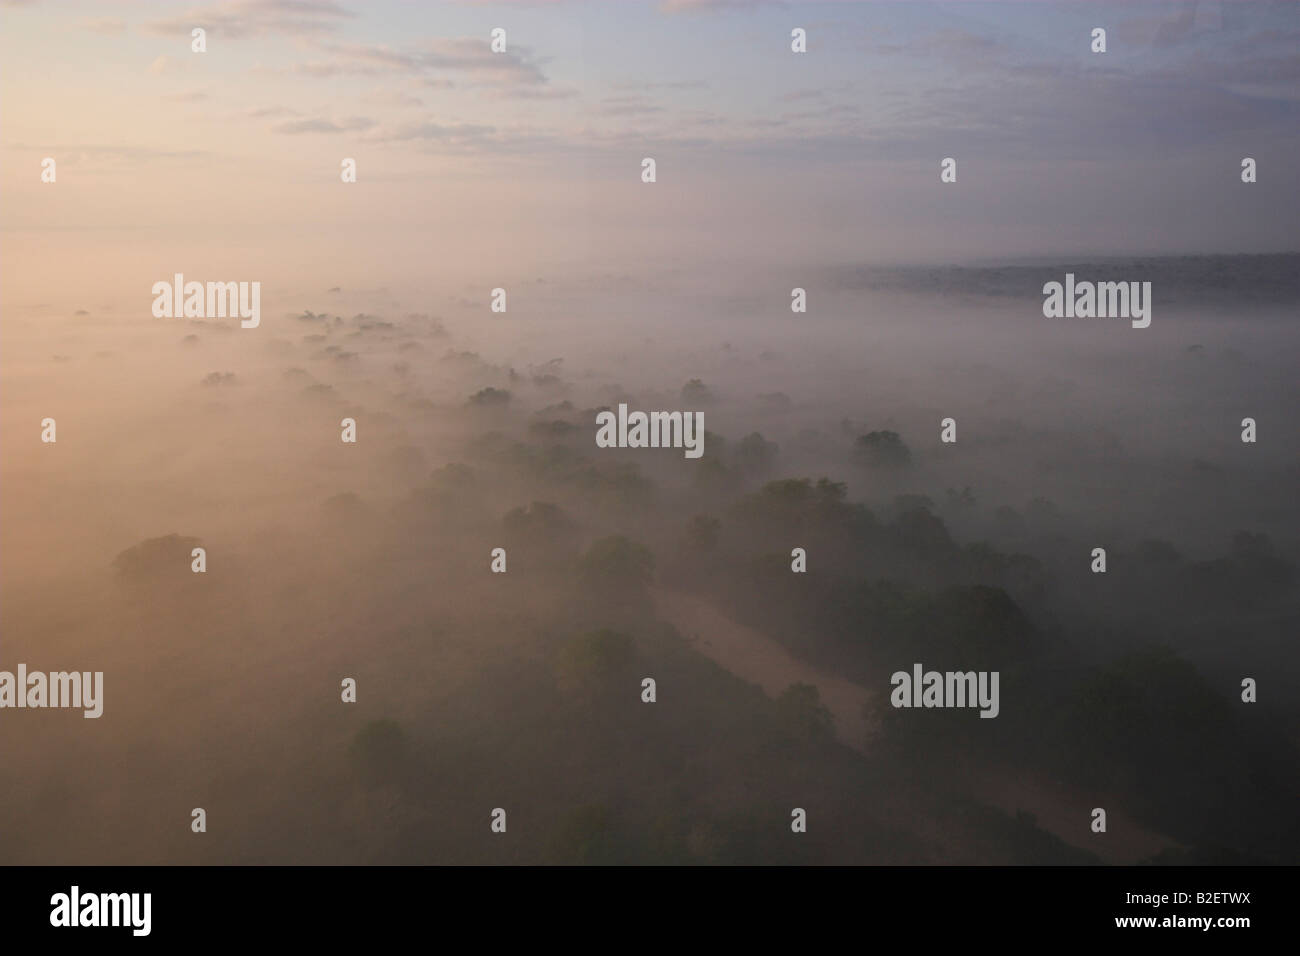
[288, 37, 555, 90]
[359, 120, 496, 144]
[143, 0, 354, 39]
[272, 115, 376, 134]
[489, 85, 578, 101]
[1117, 6, 1211, 49]
[864, 25, 1012, 68]
[350, 119, 576, 158]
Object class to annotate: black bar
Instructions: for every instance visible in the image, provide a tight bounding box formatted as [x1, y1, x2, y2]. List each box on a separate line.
[1, 865, 1277, 943]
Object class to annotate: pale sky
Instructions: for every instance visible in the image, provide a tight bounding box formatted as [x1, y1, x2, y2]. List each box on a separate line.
[2, 0, 1297, 308]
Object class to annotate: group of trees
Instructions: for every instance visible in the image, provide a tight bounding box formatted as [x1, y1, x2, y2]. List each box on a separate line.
[311, 372, 1299, 864]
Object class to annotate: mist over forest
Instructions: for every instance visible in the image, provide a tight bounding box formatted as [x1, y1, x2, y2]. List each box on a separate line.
[2, 252, 1296, 864]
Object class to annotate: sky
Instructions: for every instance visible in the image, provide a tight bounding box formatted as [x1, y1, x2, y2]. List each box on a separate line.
[2, 0, 1298, 309]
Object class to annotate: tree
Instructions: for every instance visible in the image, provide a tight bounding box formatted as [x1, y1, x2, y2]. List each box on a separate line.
[680, 378, 715, 404]
[468, 386, 511, 406]
[578, 535, 655, 589]
[735, 432, 779, 475]
[111, 534, 202, 581]
[854, 430, 911, 467]
[555, 629, 637, 701]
